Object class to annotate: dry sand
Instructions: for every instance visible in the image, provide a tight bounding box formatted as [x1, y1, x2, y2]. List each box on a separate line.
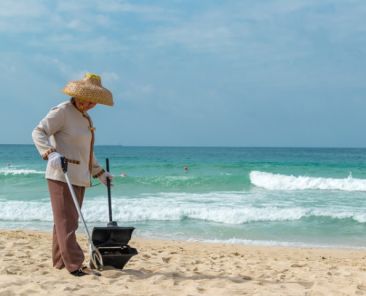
[0, 230, 366, 295]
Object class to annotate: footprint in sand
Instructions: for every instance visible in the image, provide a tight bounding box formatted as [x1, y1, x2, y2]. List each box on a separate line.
[102, 271, 123, 279]
[40, 270, 50, 275]
[291, 263, 307, 268]
[196, 286, 205, 293]
[161, 256, 171, 263]
[0, 288, 17, 296]
[4, 266, 21, 275]
[357, 284, 366, 291]
[297, 281, 314, 289]
[19, 289, 38, 296]
[17, 255, 29, 259]
[64, 284, 84, 292]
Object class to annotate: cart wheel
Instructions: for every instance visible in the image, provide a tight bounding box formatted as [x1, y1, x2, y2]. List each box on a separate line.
[90, 249, 103, 270]
[89, 259, 103, 270]
[89, 260, 95, 270]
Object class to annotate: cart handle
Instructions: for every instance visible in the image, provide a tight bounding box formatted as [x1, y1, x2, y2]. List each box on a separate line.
[60, 156, 68, 173]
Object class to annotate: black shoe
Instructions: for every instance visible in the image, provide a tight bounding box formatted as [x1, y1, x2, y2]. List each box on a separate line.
[70, 268, 88, 277]
[70, 266, 101, 277]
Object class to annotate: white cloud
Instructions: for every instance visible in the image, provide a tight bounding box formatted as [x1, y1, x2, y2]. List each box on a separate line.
[153, 18, 236, 53]
[146, 0, 366, 59]
[55, 0, 174, 21]
[94, 0, 175, 20]
[0, 0, 115, 33]
[29, 34, 128, 54]
[0, 0, 48, 32]
[33, 55, 74, 77]
[1, 0, 365, 61]
[0, 0, 47, 17]
[96, 1, 145, 13]
[120, 82, 155, 103]
[101, 72, 120, 83]
[0, 19, 42, 33]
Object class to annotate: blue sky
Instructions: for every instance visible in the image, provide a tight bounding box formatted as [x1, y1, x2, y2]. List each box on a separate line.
[1, 0, 365, 147]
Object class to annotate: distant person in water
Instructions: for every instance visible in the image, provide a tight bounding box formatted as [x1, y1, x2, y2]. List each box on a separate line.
[120, 172, 128, 177]
[32, 73, 114, 277]
[184, 166, 189, 172]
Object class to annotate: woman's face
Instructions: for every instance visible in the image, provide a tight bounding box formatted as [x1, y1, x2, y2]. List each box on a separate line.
[74, 98, 97, 112]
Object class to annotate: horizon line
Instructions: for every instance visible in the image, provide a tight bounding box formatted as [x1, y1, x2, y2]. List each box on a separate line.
[1, 143, 366, 149]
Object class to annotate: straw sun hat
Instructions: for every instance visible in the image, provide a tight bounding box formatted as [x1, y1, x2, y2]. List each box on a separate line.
[63, 73, 114, 106]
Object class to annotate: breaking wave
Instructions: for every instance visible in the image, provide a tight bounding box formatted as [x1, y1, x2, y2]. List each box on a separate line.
[250, 171, 366, 192]
[1, 195, 366, 224]
[0, 168, 44, 175]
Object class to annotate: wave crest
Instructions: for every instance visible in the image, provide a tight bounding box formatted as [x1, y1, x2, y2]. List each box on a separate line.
[1, 197, 366, 224]
[250, 171, 366, 192]
[0, 168, 44, 175]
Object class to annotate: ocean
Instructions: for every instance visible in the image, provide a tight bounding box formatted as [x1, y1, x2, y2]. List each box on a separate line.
[1, 144, 366, 248]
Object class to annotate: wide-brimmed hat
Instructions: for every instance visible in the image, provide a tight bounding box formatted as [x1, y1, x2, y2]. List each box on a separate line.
[63, 73, 114, 106]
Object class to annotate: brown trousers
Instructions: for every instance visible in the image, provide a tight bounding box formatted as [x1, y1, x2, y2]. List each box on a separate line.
[47, 179, 85, 272]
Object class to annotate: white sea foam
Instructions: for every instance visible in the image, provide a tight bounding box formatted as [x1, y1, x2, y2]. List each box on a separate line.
[0, 168, 44, 175]
[198, 238, 366, 249]
[1, 196, 366, 224]
[0, 201, 53, 221]
[250, 171, 366, 192]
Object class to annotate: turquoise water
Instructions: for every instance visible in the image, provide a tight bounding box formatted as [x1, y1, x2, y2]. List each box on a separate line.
[1, 144, 366, 248]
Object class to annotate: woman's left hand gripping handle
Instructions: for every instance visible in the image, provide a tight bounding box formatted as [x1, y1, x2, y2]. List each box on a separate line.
[60, 156, 68, 173]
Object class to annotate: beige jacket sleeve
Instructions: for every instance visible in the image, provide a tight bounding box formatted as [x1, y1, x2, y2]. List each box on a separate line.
[32, 106, 65, 160]
[91, 153, 105, 178]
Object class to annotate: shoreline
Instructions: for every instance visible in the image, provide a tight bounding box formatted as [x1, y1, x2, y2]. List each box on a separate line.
[2, 225, 366, 252]
[1, 229, 366, 295]
[2, 226, 365, 251]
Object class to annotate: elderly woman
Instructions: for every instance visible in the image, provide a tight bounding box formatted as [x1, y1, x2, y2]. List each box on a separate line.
[32, 73, 113, 276]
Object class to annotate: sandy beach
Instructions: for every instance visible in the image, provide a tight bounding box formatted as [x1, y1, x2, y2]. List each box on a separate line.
[0, 230, 365, 295]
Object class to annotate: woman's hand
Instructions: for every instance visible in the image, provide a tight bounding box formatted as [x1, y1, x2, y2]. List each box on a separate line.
[47, 152, 63, 171]
[98, 171, 113, 186]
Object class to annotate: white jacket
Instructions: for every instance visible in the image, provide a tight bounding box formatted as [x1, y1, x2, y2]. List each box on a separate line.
[32, 100, 104, 187]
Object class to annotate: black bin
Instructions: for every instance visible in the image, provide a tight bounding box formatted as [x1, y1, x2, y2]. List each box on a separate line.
[91, 226, 138, 269]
